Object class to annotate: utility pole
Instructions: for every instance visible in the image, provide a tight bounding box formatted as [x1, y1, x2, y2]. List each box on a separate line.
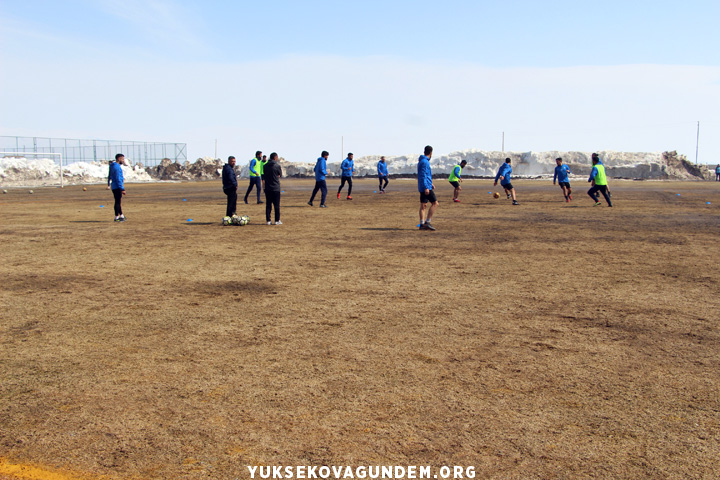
[502, 132, 505, 152]
[341, 136, 344, 160]
[695, 121, 700, 165]
[215, 139, 218, 159]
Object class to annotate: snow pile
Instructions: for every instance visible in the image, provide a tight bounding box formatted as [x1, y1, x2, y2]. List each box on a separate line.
[0, 156, 153, 185]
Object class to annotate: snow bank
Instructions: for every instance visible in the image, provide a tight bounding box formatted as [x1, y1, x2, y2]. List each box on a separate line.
[0, 156, 153, 186]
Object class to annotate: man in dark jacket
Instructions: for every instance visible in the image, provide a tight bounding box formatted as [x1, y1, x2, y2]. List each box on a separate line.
[262, 152, 283, 225]
[222, 156, 238, 217]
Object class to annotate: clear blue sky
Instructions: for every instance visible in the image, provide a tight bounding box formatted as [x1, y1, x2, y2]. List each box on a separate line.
[1, 0, 719, 163]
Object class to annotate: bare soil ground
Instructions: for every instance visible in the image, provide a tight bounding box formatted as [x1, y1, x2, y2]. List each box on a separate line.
[1, 179, 719, 480]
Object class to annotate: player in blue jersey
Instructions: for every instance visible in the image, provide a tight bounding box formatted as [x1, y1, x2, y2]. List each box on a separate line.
[494, 158, 519, 205]
[377, 156, 389, 193]
[553, 157, 573, 202]
[418, 145, 438, 230]
[106, 153, 126, 221]
[337, 153, 355, 200]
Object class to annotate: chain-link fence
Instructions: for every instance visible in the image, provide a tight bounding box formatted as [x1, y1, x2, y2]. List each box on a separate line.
[0, 136, 187, 167]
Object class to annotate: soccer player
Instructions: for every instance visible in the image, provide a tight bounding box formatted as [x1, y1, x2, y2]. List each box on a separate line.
[222, 156, 238, 217]
[449, 159, 467, 202]
[308, 151, 329, 207]
[553, 157, 573, 202]
[262, 152, 283, 225]
[587, 153, 613, 207]
[418, 145, 438, 230]
[494, 157, 519, 205]
[337, 152, 355, 200]
[715, 164, 720, 181]
[106, 153, 126, 222]
[244, 150, 263, 204]
[377, 156, 389, 193]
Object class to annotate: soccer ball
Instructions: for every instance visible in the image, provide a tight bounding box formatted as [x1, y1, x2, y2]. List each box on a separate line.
[222, 216, 232, 226]
[231, 214, 242, 225]
[240, 215, 249, 226]
[493, 192, 500, 199]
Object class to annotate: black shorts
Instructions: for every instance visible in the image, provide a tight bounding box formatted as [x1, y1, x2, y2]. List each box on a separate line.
[449, 181, 460, 188]
[501, 183, 514, 190]
[420, 189, 437, 204]
[558, 181, 571, 188]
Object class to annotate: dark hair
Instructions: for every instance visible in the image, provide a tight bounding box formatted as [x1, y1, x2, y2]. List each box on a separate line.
[269, 152, 278, 161]
[262, 155, 267, 160]
[115, 153, 124, 161]
[321, 151, 329, 157]
[460, 160, 467, 165]
[592, 153, 599, 158]
[255, 150, 262, 157]
[556, 157, 562, 162]
[505, 157, 511, 163]
[228, 156, 235, 161]
[424, 145, 433, 155]
[348, 152, 353, 157]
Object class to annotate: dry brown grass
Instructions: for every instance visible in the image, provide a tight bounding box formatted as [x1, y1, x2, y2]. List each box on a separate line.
[1, 178, 719, 480]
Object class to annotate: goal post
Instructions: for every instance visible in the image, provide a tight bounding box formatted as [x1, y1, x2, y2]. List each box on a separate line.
[0, 152, 64, 188]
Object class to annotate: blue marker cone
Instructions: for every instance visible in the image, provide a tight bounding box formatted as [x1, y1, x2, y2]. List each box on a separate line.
[706, 202, 711, 205]
[183, 198, 187, 201]
[374, 191, 377, 193]
[99, 205, 104, 208]
[187, 218, 193, 222]
[676, 193, 681, 196]
[488, 191, 492, 194]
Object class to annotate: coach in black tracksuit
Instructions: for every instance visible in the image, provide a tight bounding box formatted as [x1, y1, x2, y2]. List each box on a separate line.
[222, 156, 238, 217]
[262, 152, 283, 225]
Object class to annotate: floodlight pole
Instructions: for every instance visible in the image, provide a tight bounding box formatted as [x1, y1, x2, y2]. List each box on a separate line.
[502, 132, 505, 152]
[695, 121, 699, 165]
[215, 139, 218, 160]
[341, 136, 344, 160]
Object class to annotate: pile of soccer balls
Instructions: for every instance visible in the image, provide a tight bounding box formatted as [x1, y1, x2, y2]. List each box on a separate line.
[223, 215, 250, 226]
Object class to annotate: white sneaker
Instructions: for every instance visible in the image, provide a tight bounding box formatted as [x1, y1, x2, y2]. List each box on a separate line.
[275, 220, 282, 225]
[267, 221, 272, 225]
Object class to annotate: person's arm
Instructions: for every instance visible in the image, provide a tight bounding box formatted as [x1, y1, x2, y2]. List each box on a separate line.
[454, 166, 462, 181]
[107, 164, 112, 189]
[553, 167, 558, 184]
[588, 166, 597, 183]
[494, 165, 503, 185]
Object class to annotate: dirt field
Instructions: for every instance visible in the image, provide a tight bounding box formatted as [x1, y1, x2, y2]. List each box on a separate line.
[1, 178, 719, 480]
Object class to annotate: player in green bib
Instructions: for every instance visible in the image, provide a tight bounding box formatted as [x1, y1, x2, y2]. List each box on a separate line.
[449, 160, 467, 203]
[587, 153, 612, 207]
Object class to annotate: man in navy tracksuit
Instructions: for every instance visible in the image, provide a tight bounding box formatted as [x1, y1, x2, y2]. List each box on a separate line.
[222, 156, 238, 217]
[377, 156, 389, 193]
[106, 153, 126, 222]
[494, 157, 519, 205]
[308, 150, 329, 207]
[262, 152, 283, 225]
[418, 145, 438, 230]
[337, 153, 354, 200]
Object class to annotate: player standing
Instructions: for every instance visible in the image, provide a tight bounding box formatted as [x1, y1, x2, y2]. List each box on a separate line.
[587, 153, 613, 207]
[553, 157, 573, 202]
[308, 151, 329, 207]
[222, 156, 238, 218]
[449, 159, 467, 203]
[494, 158, 519, 205]
[107, 153, 126, 222]
[418, 145, 438, 230]
[715, 164, 720, 181]
[377, 156, 389, 193]
[244, 150, 263, 204]
[263, 152, 283, 225]
[337, 153, 355, 200]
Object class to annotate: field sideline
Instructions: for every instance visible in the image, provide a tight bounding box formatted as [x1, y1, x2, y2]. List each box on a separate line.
[1, 178, 719, 480]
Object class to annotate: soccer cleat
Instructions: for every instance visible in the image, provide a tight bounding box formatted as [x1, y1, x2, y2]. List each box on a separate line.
[568, 194, 572, 200]
[257, 201, 264, 204]
[423, 222, 436, 231]
[594, 202, 602, 206]
[244, 199, 249, 204]
[337, 192, 341, 199]
[566, 197, 570, 203]
[119, 217, 126, 222]
[320, 204, 327, 208]
[114, 217, 120, 222]
[453, 199, 461, 203]
[512, 200, 519, 205]
[347, 195, 352, 200]
[267, 221, 272, 225]
[506, 193, 511, 199]
[276, 220, 283, 225]
[307, 201, 313, 206]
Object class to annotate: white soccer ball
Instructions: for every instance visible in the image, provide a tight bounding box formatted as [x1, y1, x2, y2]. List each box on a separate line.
[222, 216, 232, 226]
[240, 215, 249, 226]
[231, 214, 242, 225]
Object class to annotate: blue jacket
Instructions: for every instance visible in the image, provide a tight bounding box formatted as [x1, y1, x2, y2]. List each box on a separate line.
[495, 163, 512, 185]
[222, 163, 237, 189]
[314, 157, 327, 181]
[108, 162, 124, 190]
[554, 164, 571, 183]
[377, 160, 388, 176]
[341, 158, 354, 177]
[417, 155, 433, 192]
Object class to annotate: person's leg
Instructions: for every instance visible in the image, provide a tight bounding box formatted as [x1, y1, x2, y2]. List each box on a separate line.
[383, 176, 389, 190]
[347, 178, 353, 196]
[599, 186, 612, 206]
[379, 176, 383, 191]
[113, 189, 123, 217]
[244, 179, 255, 203]
[427, 201, 438, 222]
[560, 185, 567, 199]
[419, 202, 427, 224]
[273, 191, 281, 222]
[510, 188, 517, 201]
[255, 177, 263, 203]
[309, 181, 320, 204]
[588, 185, 600, 202]
[265, 192, 272, 222]
[338, 177, 346, 194]
[320, 181, 328, 205]
[229, 189, 237, 216]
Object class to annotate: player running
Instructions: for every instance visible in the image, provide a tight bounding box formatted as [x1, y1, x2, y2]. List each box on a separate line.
[244, 150, 263, 204]
[449, 159, 467, 202]
[337, 153, 355, 200]
[107, 153, 126, 222]
[553, 157, 573, 202]
[494, 158, 519, 205]
[377, 156, 389, 193]
[418, 145, 438, 230]
[587, 153, 613, 207]
[308, 151, 329, 207]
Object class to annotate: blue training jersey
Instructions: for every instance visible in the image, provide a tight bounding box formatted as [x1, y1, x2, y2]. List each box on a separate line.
[554, 164, 571, 183]
[417, 155, 432, 192]
[108, 162, 124, 190]
[495, 163, 512, 185]
[314, 157, 327, 181]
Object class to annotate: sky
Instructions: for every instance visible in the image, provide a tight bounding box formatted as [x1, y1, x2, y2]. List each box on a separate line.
[1, 0, 719, 164]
